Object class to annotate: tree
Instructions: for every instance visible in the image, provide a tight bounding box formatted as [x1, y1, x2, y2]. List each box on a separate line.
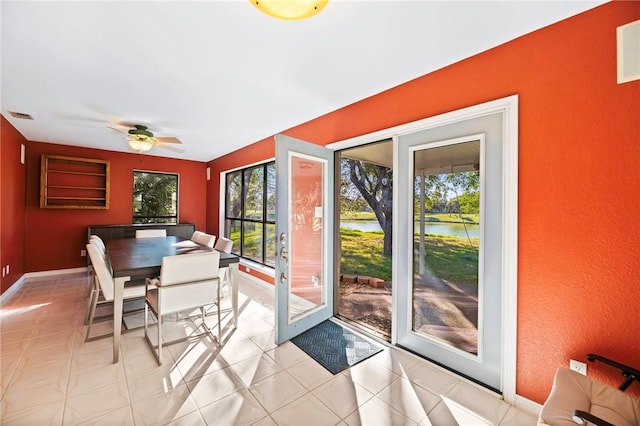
[345, 159, 393, 256]
[133, 172, 177, 223]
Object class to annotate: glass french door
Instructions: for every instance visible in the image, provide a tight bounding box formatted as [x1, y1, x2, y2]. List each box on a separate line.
[274, 134, 334, 344]
[395, 112, 505, 391]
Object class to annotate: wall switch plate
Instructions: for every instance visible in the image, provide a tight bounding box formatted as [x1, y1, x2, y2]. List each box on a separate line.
[570, 359, 587, 375]
[81, 250, 87, 257]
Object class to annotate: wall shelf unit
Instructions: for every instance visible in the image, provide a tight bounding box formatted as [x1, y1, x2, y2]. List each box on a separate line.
[40, 154, 110, 209]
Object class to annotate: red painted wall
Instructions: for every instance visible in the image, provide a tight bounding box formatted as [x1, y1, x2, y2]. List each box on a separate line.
[1, 117, 27, 293]
[24, 141, 207, 273]
[207, 2, 640, 403]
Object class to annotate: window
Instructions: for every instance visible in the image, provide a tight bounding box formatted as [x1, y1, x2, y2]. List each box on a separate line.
[224, 162, 275, 267]
[133, 171, 178, 224]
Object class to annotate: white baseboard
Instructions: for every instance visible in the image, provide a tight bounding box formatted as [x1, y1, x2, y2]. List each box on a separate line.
[514, 394, 542, 417]
[239, 269, 273, 289]
[0, 274, 26, 305]
[1, 268, 89, 305]
[24, 267, 88, 278]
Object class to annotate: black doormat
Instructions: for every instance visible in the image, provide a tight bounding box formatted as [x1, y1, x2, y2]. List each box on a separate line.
[291, 319, 383, 374]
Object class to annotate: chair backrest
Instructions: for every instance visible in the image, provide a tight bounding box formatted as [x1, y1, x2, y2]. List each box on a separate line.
[214, 237, 233, 253]
[539, 367, 640, 426]
[194, 232, 216, 248]
[135, 229, 167, 238]
[86, 243, 115, 301]
[159, 251, 220, 287]
[89, 235, 106, 253]
[88, 237, 106, 258]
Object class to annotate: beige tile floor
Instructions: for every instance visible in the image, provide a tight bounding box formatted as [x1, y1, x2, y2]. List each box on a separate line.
[0, 272, 538, 425]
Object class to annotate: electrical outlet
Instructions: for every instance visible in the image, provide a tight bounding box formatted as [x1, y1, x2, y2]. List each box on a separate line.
[570, 359, 587, 375]
[6, 265, 9, 274]
[81, 249, 87, 257]
[1, 266, 5, 277]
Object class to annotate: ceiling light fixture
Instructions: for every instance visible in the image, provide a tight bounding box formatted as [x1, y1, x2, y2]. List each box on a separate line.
[250, 0, 328, 20]
[128, 136, 154, 152]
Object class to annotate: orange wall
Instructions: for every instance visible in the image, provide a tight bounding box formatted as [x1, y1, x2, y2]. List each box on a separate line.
[23, 141, 207, 273]
[208, 2, 640, 403]
[1, 117, 28, 293]
[206, 137, 274, 234]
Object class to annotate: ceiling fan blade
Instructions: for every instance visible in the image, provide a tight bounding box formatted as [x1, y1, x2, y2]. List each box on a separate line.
[106, 123, 132, 134]
[154, 136, 182, 144]
[157, 143, 184, 153]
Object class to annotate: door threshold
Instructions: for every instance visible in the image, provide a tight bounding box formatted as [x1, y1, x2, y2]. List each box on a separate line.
[397, 343, 502, 396]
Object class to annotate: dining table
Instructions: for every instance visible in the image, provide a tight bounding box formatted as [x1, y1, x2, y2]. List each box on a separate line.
[105, 235, 240, 363]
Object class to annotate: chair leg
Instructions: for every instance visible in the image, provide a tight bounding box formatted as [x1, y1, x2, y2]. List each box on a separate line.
[144, 299, 149, 340]
[84, 273, 97, 325]
[157, 313, 163, 365]
[84, 289, 94, 325]
[84, 284, 99, 342]
[217, 280, 221, 342]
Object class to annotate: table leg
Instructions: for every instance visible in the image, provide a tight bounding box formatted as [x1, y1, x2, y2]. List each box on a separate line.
[112, 276, 129, 363]
[229, 263, 239, 328]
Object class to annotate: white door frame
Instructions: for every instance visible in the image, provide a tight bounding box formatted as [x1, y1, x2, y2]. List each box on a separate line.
[328, 95, 518, 403]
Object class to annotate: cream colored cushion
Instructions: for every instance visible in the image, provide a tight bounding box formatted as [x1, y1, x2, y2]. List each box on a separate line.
[539, 367, 640, 426]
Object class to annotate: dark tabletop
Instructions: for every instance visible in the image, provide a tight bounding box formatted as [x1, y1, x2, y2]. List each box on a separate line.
[106, 235, 239, 278]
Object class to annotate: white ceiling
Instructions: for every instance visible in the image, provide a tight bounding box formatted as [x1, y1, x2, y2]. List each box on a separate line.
[1, 1, 605, 162]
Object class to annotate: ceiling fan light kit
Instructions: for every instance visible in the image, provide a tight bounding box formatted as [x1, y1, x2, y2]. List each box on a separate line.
[250, 0, 328, 20]
[108, 123, 183, 154]
[128, 137, 154, 152]
[127, 125, 154, 152]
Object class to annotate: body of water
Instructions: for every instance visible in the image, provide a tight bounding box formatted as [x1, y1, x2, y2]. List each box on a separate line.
[341, 220, 480, 239]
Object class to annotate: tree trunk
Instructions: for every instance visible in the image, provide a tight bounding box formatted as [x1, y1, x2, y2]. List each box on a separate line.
[348, 159, 393, 256]
[382, 215, 392, 256]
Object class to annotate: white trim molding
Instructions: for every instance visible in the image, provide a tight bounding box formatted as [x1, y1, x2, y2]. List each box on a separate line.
[515, 394, 543, 418]
[0, 268, 89, 305]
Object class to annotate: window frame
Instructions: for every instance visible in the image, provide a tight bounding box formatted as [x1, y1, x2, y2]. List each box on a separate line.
[132, 170, 179, 224]
[224, 161, 275, 267]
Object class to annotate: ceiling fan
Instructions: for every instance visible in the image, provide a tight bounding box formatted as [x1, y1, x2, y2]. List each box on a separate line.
[108, 123, 184, 153]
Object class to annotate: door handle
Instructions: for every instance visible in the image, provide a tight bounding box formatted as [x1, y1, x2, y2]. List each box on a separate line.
[279, 247, 288, 282]
[279, 232, 288, 283]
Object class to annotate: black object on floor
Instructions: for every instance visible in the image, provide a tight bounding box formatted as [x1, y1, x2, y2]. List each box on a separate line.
[291, 319, 383, 374]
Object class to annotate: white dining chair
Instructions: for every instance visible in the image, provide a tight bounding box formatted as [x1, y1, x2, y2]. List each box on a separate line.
[214, 237, 234, 288]
[194, 232, 216, 248]
[143, 251, 221, 364]
[214, 237, 233, 254]
[85, 244, 147, 342]
[84, 236, 109, 324]
[135, 229, 167, 238]
[89, 234, 106, 254]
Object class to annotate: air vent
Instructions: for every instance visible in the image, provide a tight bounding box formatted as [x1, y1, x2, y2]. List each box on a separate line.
[8, 111, 34, 120]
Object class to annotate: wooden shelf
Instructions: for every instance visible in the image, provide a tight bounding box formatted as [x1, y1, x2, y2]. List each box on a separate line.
[40, 154, 110, 209]
[48, 170, 107, 177]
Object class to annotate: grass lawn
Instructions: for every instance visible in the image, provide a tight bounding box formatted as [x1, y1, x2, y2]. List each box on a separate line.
[340, 228, 479, 285]
[340, 229, 392, 281]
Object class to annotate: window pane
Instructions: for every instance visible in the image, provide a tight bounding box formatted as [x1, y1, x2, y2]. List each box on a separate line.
[228, 219, 241, 255]
[224, 161, 275, 267]
[412, 141, 480, 355]
[133, 171, 178, 224]
[266, 163, 276, 222]
[243, 222, 263, 263]
[226, 171, 242, 219]
[289, 155, 325, 321]
[265, 223, 276, 267]
[243, 166, 264, 221]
